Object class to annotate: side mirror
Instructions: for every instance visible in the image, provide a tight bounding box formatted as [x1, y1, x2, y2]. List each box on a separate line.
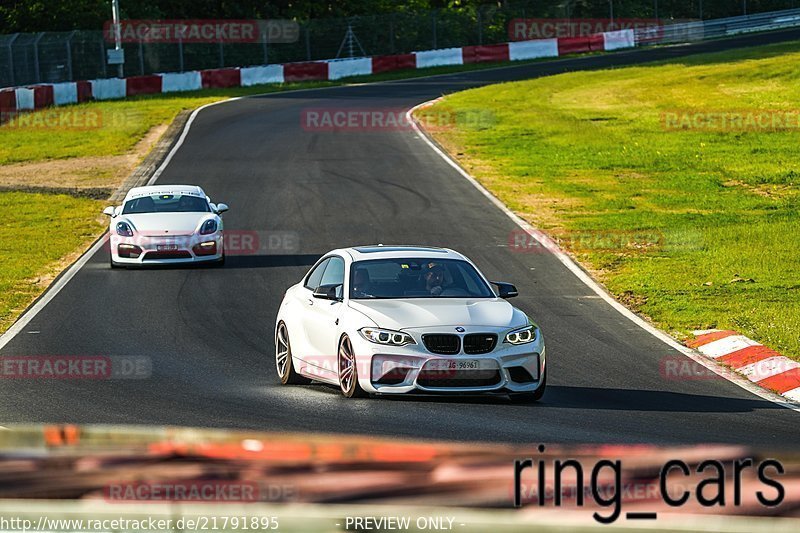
[492, 281, 519, 299]
[215, 203, 229, 214]
[103, 206, 116, 217]
[313, 284, 343, 301]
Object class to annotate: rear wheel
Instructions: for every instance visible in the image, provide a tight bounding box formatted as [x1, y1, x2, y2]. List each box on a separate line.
[338, 335, 366, 398]
[509, 369, 546, 403]
[275, 322, 310, 385]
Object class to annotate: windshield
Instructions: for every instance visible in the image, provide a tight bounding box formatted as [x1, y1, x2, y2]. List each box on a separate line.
[122, 194, 210, 214]
[350, 258, 495, 299]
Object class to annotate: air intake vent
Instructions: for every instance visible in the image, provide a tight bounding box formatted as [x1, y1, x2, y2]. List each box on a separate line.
[422, 334, 460, 355]
[463, 334, 497, 354]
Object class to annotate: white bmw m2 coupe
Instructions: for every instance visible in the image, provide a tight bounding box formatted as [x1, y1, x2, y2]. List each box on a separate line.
[275, 245, 546, 401]
[103, 185, 228, 267]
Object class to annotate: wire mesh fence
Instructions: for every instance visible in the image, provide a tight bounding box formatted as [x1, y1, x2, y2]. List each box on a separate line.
[1, 0, 798, 88]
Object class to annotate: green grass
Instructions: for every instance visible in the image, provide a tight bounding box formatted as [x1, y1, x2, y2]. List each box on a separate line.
[0, 191, 104, 332]
[417, 41, 800, 361]
[0, 60, 544, 166]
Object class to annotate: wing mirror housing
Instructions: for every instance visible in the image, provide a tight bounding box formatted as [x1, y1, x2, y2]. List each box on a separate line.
[102, 206, 117, 217]
[492, 281, 519, 299]
[313, 284, 343, 301]
[215, 203, 229, 214]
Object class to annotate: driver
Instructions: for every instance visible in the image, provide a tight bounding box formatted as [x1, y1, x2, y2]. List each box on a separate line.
[352, 268, 372, 298]
[423, 263, 446, 296]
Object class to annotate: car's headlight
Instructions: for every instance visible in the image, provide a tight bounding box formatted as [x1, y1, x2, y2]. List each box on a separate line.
[504, 325, 538, 345]
[116, 221, 133, 237]
[359, 328, 416, 346]
[199, 219, 218, 235]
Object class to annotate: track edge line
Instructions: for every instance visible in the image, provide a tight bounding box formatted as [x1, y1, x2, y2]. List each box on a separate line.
[406, 98, 800, 413]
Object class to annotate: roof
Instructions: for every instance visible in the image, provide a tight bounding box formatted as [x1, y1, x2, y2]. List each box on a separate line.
[340, 245, 466, 261]
[124, 185, 205, 200]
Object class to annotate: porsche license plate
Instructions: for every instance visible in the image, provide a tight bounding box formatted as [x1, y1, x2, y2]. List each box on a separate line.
[157, 244, 178, 251]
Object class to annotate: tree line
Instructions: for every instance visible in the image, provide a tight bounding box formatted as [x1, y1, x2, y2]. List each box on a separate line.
[1, 0, 795, 34]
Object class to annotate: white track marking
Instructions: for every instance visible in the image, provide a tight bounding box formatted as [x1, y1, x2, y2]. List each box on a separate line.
[0, 235, 108, 352]
[739, 358, 800, 382]
[693, 328, 723, 336]
[785, 387, 800, 402]
[698, 335, 761, 358]
[406, 98, 800, 412]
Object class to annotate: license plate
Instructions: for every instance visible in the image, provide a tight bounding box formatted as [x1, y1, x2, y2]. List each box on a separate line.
[427, 359, 481, 371]
[157, 244, 178, 251]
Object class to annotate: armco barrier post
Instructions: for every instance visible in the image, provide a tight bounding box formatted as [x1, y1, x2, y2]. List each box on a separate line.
[33, 33, 44, 83]
[66, 31, 76, 82]
[6, 34, 19, 87]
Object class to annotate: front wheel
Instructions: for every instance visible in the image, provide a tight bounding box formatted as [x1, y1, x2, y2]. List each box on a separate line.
[275, 322, 310, 385]
[338, 335, 367, 398]
[509, 369, 546, 403]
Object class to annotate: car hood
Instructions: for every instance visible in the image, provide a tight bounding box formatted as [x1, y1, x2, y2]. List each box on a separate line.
[348, 298, 525, 330]
[119, 213, 213, 235]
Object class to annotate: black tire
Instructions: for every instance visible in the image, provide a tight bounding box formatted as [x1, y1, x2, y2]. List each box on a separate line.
[338, 335, 367, 398]
[275, 322, 311, 385]
[509, 369, 546, 403]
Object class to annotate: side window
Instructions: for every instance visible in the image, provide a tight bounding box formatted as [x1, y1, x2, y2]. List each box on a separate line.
[319, 257, 345, 288]
[304, 258, 330, 290]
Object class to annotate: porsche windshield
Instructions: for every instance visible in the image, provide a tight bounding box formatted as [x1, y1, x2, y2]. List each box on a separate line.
[122, 194, 210, 214]
[349, 258, 495, 299]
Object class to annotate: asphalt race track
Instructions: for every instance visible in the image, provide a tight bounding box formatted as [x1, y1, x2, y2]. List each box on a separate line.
[2, 29, 799, 446]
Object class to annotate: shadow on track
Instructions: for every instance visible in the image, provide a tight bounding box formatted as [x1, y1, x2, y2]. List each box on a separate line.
[292, 384, 783, 414]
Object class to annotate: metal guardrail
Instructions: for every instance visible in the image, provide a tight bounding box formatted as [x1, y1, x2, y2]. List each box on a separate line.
[3, 4, 800, 89]
[635, 7, 800, 45]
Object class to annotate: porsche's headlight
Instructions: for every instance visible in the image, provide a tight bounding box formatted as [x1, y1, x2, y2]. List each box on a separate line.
[116, 221, 133, 237]
[200, 219, 218, 235]
[359, 328, 416, 346]
[504, 325, 538, 345]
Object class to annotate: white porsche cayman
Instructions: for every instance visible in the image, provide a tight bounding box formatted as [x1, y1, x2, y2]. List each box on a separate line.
[275, 246, 546, 401]
[103, 185, 228, 267]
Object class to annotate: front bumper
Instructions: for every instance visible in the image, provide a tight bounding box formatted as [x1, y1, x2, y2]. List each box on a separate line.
[109, 232, 223, 265]
[351, 329, 545, 395]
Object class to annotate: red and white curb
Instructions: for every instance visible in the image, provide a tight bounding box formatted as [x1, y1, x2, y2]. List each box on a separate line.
[0, 30, 634, 116]
[688, 330, 800, 402]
